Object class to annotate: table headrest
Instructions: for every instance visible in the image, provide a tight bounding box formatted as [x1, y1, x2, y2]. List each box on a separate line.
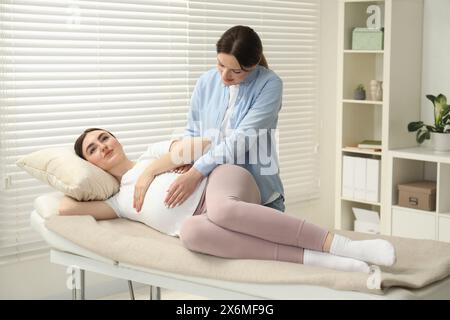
[34, 192, 64, 219]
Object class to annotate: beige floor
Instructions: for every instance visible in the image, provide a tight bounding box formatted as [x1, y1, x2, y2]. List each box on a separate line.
[99, 284, 207, 300]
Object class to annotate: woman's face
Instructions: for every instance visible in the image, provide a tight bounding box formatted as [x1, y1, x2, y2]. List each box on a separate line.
[217, 53, 255, 86]
[82, 130, 125, 171]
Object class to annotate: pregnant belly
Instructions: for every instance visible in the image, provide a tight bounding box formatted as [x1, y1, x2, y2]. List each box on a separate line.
[138, 172, 206, 236]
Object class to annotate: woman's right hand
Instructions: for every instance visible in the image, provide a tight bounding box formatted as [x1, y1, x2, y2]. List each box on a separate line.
[165, 166, 203, 208]
[133, 169, 156, 213]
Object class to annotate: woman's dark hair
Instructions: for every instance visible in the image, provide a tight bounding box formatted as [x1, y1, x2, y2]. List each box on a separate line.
[74, 128, 116, 160]
[216, 25, 268, 70]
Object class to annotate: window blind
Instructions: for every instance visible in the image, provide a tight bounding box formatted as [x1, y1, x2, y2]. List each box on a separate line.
[0, 0, 320, 265]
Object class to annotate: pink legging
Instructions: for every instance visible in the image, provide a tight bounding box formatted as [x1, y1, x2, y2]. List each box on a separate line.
[179, 164, 329, 264]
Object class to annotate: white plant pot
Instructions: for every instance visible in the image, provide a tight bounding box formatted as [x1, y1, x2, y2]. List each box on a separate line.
[430, 132, 450, 152]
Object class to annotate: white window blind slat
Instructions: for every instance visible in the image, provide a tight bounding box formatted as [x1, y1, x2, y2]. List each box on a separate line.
[0, 0, 320, 265]
[2, 104, 190, 114]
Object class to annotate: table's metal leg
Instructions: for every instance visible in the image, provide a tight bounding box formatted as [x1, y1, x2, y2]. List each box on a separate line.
[150, 286, 161, 300]
[71, 267, 77, 300]
[80, 269, 85, 300]
[128, 280, 135, 300]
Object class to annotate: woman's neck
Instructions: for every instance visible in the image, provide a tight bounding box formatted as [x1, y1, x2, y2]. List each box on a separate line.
[108, 159, 135, 181]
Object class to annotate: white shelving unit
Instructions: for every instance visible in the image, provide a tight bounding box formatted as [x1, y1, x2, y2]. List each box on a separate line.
[387, 148, 450, 242]
[335, 0, 424, 234]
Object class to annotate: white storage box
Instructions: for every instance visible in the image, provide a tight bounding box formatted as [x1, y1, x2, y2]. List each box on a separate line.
[352, 207, 380, 234]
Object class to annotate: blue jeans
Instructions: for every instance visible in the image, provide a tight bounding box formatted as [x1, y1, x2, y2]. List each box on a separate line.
[263, 195, 285, 213]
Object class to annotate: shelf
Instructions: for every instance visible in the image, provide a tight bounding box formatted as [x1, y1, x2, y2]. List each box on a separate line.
[389, 147, 450, 164]
[343, 1, 386, 51]
[343, 99, 383, 105]
[342, 146, 382, 156]
[343, 54, 384, 99]
[438, 163, 450, 213]
[341, 197, 381, 207]
[392, 206, 436, 240]
[392, 205, 436, 216]
[438, 216, 450, 243]
[337, 0, 424, 235]
[340, 199, 381, 231]
[342, 103, 382, 147]
[344, 50, 384, 54]
[345, 0, 385, 2]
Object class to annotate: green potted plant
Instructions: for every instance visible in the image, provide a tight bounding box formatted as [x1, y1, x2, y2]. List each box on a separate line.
[354, 84, 366, 100]
[408, 93, 450, 151]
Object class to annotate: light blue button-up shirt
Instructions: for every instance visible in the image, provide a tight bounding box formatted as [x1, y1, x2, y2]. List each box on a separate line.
[183, 65, 285, 204]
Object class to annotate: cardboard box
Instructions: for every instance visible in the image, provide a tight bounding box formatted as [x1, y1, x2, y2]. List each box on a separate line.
[397, 181, 436, 211]
[352, 27, 384, 50]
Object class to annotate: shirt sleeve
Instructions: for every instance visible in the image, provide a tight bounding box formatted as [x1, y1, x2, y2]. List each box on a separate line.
[147, 139, 179, 159]
[193, 77, 283, 177]
[104, 194, 122, 218]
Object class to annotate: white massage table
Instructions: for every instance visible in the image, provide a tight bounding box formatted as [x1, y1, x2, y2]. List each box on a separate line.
[30, 193, 450, 300]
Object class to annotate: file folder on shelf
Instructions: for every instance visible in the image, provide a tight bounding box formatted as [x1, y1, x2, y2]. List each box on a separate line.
[342, 156, 355, 198]
[342, 155, 380, 203]
[365, 158, 380, 202]
[354, 157, 367, 201]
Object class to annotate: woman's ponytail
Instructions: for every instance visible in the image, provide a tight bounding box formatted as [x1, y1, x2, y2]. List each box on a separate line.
[258, 53, 268, 69]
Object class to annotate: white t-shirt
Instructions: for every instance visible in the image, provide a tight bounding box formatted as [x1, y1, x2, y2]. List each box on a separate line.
[105, 140, 208, 237]
[219, 84, 239, 143]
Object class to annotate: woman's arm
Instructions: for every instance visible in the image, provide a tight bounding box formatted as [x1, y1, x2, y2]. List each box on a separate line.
[133, 137, 210, 212]
[59, 196, 117, 220]
[143, 137, 211, 178]
[193, 77, 282, 177]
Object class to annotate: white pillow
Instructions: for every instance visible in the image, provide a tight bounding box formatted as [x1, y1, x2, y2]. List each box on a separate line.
[16, 147, 119, 201]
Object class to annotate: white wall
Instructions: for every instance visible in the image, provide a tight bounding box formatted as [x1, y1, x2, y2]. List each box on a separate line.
[421, 0, 450, 124]
[286, 0, 338, 230]
[316, 0, 339, 229]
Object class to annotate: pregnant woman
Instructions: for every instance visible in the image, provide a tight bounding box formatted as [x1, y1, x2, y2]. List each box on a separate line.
[59, 128, 396, 273]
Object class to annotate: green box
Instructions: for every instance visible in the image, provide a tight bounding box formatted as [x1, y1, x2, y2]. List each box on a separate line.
[352, 28, 384, 50]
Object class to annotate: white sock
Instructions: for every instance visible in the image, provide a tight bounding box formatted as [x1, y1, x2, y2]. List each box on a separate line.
[329, 234, 396, 266]
[303, 249, 370, 273]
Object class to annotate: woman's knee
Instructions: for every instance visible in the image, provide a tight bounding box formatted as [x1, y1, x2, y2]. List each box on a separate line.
[179, 217, 208, 251]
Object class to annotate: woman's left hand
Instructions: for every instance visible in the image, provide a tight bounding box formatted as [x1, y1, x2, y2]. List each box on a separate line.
[133, 169, 156, 213]
[165, 167, 203, 208]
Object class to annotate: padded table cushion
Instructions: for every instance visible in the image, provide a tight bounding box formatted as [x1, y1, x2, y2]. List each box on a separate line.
[37, 193, 450, 295]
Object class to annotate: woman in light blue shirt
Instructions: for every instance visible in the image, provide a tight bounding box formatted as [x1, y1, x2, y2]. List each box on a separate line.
[165, 25, 285, 212]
